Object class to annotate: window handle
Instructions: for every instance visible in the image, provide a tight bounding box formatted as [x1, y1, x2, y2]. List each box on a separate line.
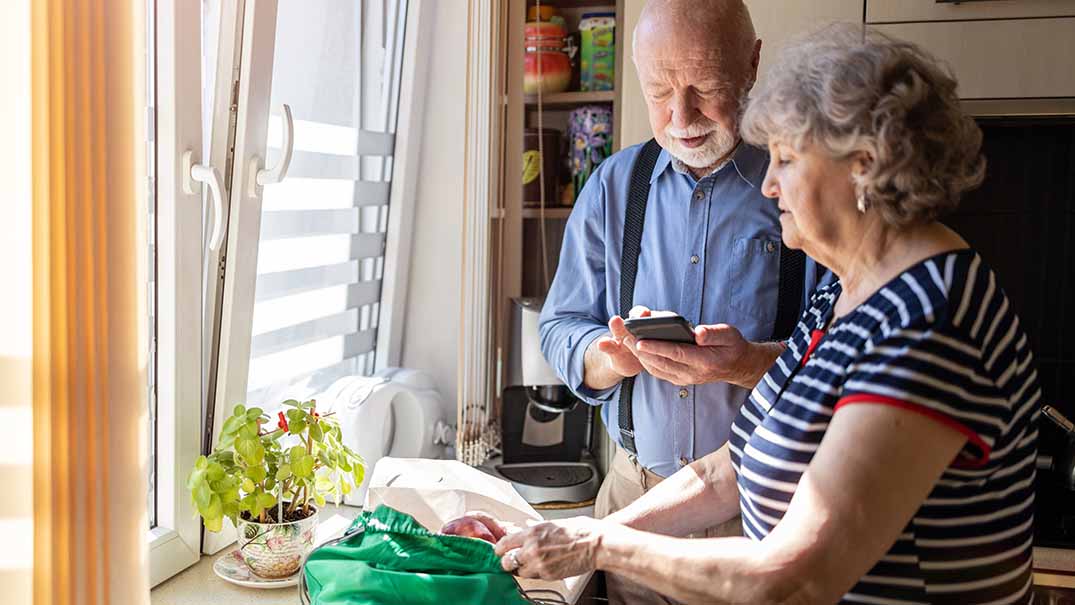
[249, 103, 294, 197]
[182, 150, 227, 252]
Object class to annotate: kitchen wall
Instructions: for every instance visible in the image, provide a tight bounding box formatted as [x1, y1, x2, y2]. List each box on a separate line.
[0, 0, 33, 602]
[620, 0, 865, 148]
[398, 0, 468, 420]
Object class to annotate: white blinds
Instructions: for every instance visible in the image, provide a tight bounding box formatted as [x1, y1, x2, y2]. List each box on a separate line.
[245, 0, 407, 407]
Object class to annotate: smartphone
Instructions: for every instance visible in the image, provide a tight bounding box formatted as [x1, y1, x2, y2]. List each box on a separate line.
[623, 315, 696, 344]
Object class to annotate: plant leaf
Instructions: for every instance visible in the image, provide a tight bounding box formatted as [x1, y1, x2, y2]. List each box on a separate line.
[244, 465, 266, 483]
[293, 454, 316, 478]
[238, 421, 259, 440]
[235, 438, 258, 465]
[315, 475, 335, 493]
[233, 404, 246, 416]
[275, 463, 292, 481]
[193, 478, 212, 510]
[245, 407, 264, 420]
[220, 415, 244, 436]
[256, 491, 276, 512]
[207, 462, 225, 481]
[185, 468, 205, 491]
[289, 445, 305, 466]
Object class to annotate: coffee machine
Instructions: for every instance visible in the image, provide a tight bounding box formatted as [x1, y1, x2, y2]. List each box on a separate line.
[483, 298, 601, 505]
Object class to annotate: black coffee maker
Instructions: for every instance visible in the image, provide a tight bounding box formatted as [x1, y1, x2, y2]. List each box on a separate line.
[485, 298, 601, 505]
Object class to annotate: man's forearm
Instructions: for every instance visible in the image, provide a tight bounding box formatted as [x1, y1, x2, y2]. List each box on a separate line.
[732, 341, 785, 390]
[605, 446, 740, 537]
[582, 335, 622, 391]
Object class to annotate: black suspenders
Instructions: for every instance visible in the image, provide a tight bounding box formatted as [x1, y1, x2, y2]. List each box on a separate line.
[616, 139, 806, 456]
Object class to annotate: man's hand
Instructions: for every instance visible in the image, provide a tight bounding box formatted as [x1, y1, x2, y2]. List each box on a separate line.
[582, 307, 654, 390]
[633, 322, 782, 390]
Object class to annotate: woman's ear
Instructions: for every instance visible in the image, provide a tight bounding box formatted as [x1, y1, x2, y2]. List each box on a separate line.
[851, 150, 874, 178]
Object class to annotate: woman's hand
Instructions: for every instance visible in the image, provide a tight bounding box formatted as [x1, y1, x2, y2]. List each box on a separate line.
[493, 516, 610, 580]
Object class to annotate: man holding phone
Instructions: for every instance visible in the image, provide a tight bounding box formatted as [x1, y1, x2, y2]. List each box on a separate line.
[538, 2, 824, 603]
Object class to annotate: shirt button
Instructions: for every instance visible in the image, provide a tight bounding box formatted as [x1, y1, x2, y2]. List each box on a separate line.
[690, 255, 699, 264]
[679, 456, 690, 467]
[678, 388, 689, 399]
[766, 241, 777, 253]
[693, 190, 704, 202]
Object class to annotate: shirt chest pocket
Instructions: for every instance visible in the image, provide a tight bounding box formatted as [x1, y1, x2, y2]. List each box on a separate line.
[727, 237, 781, 326]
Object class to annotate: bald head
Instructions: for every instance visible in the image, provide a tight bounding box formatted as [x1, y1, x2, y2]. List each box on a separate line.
[633, 0, 756, 68]
[632, 0, 761, 177]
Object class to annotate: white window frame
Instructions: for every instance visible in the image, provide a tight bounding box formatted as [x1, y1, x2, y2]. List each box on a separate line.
[375, 0, 428, 371]
[148, 0, 207, 586]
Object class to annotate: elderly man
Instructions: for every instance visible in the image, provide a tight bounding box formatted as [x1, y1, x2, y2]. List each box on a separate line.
[538, 1, 823, 602]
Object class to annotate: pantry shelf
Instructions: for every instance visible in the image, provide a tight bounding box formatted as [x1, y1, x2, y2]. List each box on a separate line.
[523, 90, 615, 107]
[521, 207, 574, 219]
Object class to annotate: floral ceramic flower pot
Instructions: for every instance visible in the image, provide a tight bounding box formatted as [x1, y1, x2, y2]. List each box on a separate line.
[235, 506, 318, 578]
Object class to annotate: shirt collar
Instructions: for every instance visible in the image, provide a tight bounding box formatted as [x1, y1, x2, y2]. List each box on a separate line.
[649, 141, 768, 189]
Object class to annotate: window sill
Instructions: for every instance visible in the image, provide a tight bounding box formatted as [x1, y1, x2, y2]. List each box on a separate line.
[150, 504, 361, 605]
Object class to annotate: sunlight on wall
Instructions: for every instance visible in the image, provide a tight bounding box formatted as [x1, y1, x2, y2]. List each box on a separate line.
[0, 0, 33, 602]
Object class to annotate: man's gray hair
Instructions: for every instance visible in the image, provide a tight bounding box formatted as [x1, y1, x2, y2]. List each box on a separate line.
[741, 23, 985, 227]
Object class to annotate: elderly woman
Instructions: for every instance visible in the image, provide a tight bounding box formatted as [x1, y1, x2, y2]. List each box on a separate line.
[487, 25, 1040, 604]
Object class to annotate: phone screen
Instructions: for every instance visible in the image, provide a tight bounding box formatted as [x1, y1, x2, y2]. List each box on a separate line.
[623, 315, 696, 344]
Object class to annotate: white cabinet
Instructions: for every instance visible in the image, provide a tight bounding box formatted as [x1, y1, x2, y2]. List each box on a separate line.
[867, 0, 1075, 23]
[747, 0, 866, 78]
[872, 17, 1075, 99]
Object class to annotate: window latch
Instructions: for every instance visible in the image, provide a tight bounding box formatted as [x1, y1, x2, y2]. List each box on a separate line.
[181, 151, 227, 252]
[248, 103, 294, 197]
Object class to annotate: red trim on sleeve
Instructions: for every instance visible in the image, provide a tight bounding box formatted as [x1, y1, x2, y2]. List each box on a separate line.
[801, 330, 825, 367]
[834, 394, 991, 468]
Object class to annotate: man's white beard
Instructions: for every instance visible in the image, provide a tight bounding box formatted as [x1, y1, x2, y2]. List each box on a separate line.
[664, 117, 738, 171]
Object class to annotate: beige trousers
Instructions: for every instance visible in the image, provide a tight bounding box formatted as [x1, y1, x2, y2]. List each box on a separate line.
[594, 446, 743, 605]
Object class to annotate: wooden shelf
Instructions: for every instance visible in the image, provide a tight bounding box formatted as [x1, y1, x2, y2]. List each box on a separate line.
[524, 90, 615, 107]
[526, 0, 616, 9]
[521, 207, 574, 219]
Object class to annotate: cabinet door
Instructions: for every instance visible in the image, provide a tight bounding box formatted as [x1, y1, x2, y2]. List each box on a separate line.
[746, 0, 865, 78]
[873, 17, 1075, 99]
[867, 0, 1075, 24]
[618, 0, 865, 148]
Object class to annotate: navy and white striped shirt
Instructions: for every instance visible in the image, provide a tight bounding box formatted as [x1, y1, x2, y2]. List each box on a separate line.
[730, 249, 1040, 604]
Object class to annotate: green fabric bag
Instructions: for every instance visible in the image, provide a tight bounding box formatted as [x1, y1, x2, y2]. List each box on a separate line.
[301, 504, 531, 605]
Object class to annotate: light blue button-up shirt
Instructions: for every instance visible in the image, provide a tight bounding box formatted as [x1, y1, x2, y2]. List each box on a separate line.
[539, 141, 823, 477]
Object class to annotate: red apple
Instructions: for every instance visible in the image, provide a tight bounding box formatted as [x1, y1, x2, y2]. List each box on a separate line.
[440, 516, 497, 544]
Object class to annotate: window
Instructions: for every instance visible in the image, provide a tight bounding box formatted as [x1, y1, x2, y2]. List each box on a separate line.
[148, 0, 421, 574]
[243, 0, 406, 408]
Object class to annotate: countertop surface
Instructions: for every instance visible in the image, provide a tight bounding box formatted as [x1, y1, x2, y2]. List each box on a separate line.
[151, 502, 597, 605]
[151, 505, 361, 605]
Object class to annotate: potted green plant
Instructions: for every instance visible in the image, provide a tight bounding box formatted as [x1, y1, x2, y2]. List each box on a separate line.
[187, 399, 365, 578]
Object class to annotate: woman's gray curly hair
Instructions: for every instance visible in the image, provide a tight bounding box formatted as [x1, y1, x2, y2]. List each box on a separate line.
[741, 23, 986, 227]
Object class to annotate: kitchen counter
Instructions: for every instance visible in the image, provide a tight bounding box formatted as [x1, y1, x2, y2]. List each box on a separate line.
[151, 504, 598, 605]
[151, 505, 361, 605]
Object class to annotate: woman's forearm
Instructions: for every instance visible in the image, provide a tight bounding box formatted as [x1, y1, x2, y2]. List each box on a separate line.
[606, 445, 740, 536]
[595, 528, 799, 604]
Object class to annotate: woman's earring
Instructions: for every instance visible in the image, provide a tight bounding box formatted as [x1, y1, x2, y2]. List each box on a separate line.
[856, 191, 868, 213]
